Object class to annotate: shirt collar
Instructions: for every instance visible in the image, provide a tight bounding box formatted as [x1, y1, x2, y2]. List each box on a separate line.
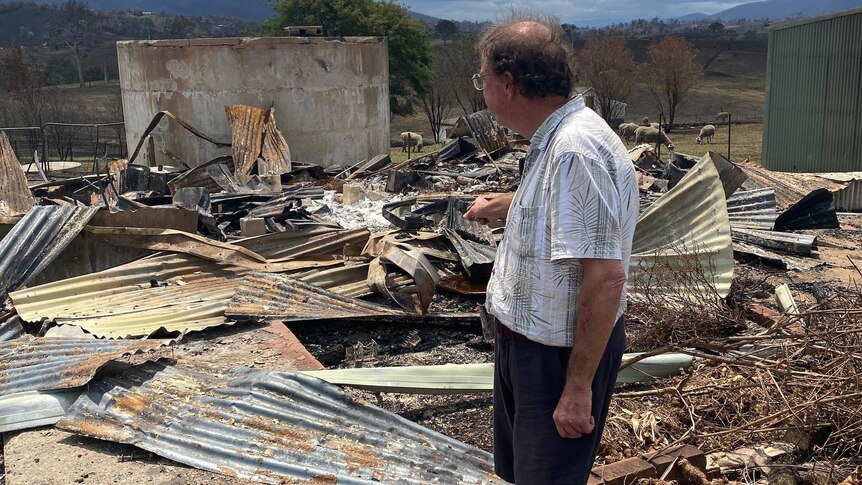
[529, 95, 586, 151]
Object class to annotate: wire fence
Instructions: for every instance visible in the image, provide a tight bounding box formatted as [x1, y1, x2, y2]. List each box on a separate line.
[1, 122, 126, 175]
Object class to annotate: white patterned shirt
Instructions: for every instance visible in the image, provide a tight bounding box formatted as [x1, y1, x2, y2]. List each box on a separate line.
[486, 96, 639, 347]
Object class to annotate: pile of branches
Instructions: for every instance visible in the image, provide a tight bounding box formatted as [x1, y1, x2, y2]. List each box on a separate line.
[609, 253, 862, 481]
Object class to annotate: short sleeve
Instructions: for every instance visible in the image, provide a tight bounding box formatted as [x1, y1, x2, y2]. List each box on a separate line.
[547, 153, 623, 262]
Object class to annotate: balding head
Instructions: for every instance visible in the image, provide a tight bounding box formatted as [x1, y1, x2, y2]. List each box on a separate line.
[478, 16, 573, 99]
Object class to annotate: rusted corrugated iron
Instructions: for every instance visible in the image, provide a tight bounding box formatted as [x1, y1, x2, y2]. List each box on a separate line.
[0, 337, 174, 396]
[10, 253, 248, 339]
[726, 188, 778, 231]
[258, 106, 292, 177]
[235, 227, 369, 260]
[0, 205, 98, 297]
[58, 361, 499, 484]
[226, 272, 406, 321]
[226, 105, 267, 185]
[83, 226, 342, 273]
[742, 166, 845, 209]
[0, 132, 36, 217]
[466, 110, 509, 155]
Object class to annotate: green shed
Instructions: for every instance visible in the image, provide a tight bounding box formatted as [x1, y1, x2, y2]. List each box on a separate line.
[762, 7, 862, 172]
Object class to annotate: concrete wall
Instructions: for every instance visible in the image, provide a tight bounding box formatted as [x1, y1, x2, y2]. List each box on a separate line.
[118, 37, 389, 168]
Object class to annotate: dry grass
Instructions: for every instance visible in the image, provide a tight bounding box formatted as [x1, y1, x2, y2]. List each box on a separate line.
[620, 122, 764, 164]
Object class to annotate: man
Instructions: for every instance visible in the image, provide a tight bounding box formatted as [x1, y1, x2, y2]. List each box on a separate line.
[464, 17, 639, 484]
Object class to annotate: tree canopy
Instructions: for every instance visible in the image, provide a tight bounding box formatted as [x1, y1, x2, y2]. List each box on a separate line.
[265, 0, 433, 117]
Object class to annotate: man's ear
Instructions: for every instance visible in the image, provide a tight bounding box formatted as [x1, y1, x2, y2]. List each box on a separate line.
[502, 71, 517, 100]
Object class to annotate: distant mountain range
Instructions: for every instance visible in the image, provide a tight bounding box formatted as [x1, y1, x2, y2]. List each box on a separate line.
[7, 0, 277, 19]
[8, 0, 861, 24]
[677, 0, 862, 22]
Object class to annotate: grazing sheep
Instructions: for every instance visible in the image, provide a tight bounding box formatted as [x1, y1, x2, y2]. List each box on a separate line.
[696, 124, 716, 144]
[400, 132, 423, 152]
[715, 112, 730, 123]
[618, 122, 639, 142]
[634, 126, 674, 150]
[641, 117, 650, 125]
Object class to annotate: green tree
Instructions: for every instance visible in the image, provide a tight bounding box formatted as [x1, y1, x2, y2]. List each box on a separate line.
[265, 0, 433, 117]
[435, 19, 458, 42]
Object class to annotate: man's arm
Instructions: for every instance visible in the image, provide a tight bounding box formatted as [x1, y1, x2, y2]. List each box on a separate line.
[552, 258, 627, 439]
[464, 193, 515, 225]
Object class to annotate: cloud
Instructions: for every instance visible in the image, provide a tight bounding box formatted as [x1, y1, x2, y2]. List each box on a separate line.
[403, 0, 749, 23]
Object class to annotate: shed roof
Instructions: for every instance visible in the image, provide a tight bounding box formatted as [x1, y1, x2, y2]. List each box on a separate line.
[767, 6, 862, 31]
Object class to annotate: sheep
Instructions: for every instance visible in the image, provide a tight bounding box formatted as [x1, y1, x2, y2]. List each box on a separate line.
[400, 132, 423, 152]
[715, 111, 730, 124]
[641, 117, 650, 125]
[617, 122, 639, 142]
[634, 126, 674, 150]
[696, 124, 716, 144]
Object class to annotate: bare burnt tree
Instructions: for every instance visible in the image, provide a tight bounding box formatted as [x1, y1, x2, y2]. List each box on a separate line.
[645, 36, 703, 131]
[420, 56, 453, 144]
[577, 36, 638, 125]
[438, 36, 486, 117]
[0, 47, 52, 127]
[52, 0, 103, 87]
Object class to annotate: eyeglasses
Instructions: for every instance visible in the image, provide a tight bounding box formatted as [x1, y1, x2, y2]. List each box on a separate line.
[471, 73, 489, 91]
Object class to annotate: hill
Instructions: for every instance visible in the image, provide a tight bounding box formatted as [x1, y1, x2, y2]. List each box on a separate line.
[2, 0, 276, 19]
[685, 0, 862, 21]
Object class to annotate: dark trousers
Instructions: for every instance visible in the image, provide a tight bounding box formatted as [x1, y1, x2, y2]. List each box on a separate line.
[493, 317, 626, 484]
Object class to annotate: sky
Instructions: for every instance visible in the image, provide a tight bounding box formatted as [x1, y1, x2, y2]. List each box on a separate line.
[401, 0, 749, 24]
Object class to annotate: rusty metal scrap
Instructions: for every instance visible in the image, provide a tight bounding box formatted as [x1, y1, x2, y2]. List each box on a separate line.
[377, 243, 440, 314]
[83, 226, 343, 273]
[58, 361, 500, 484]
[226, 272, 406, 322]
[0, 337, 174, 397]
[9, 253, 248, 339]
[168, 155, 237, 194]
[259, 106, 292, 177]
[0, 205, 98, 298]
[0, 131, 36, 217]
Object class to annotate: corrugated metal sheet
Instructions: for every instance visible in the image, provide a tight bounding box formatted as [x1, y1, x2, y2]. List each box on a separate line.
[732, 228, 817, 256]
[83, 226, 343, 273]
[0, 131, 36, 217]
[168, 155, 236, 194]
[733, 240, 825, 271]
[226, 104, 267, 184]
[58, 361, 500, 484]
[726, 188, 778, 230]
[235, 227, 368, 260]
[763, 8, 862, 172]
[0, 337, 173, 396]
[0, 389, 82, 433]
[631, 156, 734, 299]
[741, 166, 846, 209]
[226, 272, 406, 321]
[0, 316, 24, 342]
[9, 253, 247, 339]
[0, 205, 98, 297]
[258, 106, 292, 177]
[774, 188, 840, 230]
[832, 179, 862, 211]
[466, 110, 509, 154]
[299, 352, 694, 393]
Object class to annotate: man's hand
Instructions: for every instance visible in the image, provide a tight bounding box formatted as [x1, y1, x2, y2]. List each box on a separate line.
[464, 193, 514, 225]
[464, 197, 493, 224]
[553, 386, 595, 439]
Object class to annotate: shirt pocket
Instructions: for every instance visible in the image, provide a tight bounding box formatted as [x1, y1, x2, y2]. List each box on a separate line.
[506, 201, 541, 259]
